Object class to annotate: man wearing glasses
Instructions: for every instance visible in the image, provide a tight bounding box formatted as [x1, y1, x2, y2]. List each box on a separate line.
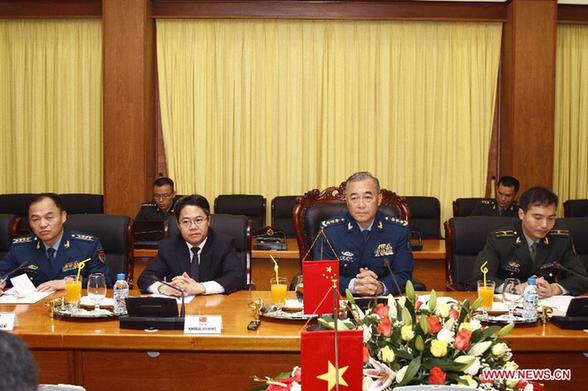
[312, 172, 414, 296]
[135, 177, 180, 222]
[137, 194, 245, 295]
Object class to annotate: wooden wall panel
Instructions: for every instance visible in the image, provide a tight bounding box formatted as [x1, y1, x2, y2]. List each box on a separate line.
[0, 0, 101, 18]
[499, 0, 557, 191]
[103, 0, 155, 216]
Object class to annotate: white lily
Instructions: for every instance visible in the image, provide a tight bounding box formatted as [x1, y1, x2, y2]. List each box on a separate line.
[468, 340, 492, 357]
[395, 365, 408, 384]
[363, 357, 396, 391]
[437, 328, 454, 344]
[362, 324, 373, 343]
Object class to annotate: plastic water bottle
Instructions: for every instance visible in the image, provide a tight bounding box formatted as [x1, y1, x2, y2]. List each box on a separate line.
[113, 273, 129, 316]
[522, 277, 538, 322]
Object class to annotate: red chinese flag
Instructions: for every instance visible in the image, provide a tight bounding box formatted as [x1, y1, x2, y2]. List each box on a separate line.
[301, 330, 363, 391]
[303, 260, 339, 315]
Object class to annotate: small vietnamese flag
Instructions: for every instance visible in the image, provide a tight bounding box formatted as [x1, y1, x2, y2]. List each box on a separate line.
[301, 330, 363, 391]
[303, 260, 339, 315]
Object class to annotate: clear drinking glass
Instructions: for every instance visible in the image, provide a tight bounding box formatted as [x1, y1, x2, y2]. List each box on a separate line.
[502, 278, 521, 321]
[293, 275, 304, 303]
[87, 273, 107, 312]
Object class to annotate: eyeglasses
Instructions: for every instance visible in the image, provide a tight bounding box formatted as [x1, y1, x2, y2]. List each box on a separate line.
[347, 194, 376, 204]
[154, 193, 173, 200]
[180, 217, 208, 228]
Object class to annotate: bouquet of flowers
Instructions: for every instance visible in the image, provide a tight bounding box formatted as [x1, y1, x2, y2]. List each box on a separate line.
[253, 281, 544, 391]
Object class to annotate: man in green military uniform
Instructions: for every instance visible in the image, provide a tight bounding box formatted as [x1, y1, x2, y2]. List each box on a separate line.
[135, 177, 180, 222]
[470, 176, 520, 217]
[473, 186, 588, 298]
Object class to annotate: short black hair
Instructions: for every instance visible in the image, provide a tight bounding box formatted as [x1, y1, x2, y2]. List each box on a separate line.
[0, 331, 38, 391]
[519, 186, 558, 212]
[174, 194, 211, 220]
[153, 177, 174, 190]
[497, 176, 520, 193]
[28, 193, 64, 213]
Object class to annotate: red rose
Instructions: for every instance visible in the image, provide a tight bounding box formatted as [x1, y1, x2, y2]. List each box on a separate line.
[517, 381, 545, 390]
[449, 309, 459, 319]
[454, 328, 472, 351]
[266, 376, 295, 390]
[373, 303, 389, 319]
[363, 345, 370, 363]
[293, 367, 301, 383]
[415, 300, 424, 310]
[376, 317, 392, 337]
[427, 315, 442, 334]
[429, 367, 446, 385]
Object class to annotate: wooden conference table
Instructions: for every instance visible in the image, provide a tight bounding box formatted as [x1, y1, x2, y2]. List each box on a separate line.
[134, 239, 447, 291]
[3, 291, 587, 391]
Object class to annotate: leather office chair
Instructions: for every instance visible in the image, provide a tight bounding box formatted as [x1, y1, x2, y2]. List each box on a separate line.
[0, 193, 36, 216]
[214, 194, 266, 233]
[292, 182, 426, 291]
[167, 214, 252, 286]
[271, 195, 298, 237]
[404, 196, 441, 239]
[563, 199, 588, 217]
[444, 216, 515, 290]
[452, 197, 491, 217]
[65, 214, 135, 287]
[557, 217, 588, 273]
[60, 193, 104, 214]
[0, 214, 17, 259]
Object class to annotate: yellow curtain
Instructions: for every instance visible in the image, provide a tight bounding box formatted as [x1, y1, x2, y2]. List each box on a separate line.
[157, 20, 502, 224]
[554, 24, 588, 205]
[0, 20, 102, 193]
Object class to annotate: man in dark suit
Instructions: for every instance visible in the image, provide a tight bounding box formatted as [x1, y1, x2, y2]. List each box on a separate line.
[473, 186, 588, 298]
[470, 176, 520, 217]
[137, 194, 245, 295]
[312, 172, 414, 296]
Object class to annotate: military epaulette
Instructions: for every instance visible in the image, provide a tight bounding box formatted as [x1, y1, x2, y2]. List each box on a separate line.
[11, 236, 34, 244]
[321, 217, 346, 227]
[383, 216, 408, 226]
[141, 202, 156, 207]
[480, 199, 494, 205]
[548, 229, 569, 237]
[70, 233, 97, 242]
[495, 230, 517, 238]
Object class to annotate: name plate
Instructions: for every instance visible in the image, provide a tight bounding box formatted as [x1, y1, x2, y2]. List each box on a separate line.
[0, 312, 16, 331]
[184, 315, 222, 334]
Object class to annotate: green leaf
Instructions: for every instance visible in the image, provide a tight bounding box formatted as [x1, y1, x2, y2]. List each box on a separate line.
[471, 295, 483, 312]
[428, 290, 437, 312]
[425, 358, 468, 372]
[472, 325, 500, 343]
[406, 280, 415, 303]
[458, 299, 470, 323]
[345, 289, 355, 304]
[419, 314, 428, 334]
[415, 335, 425, 352]
[317, 317, 334, 330]
[496, 322, 515, 337]
[397, 356, 421, 386]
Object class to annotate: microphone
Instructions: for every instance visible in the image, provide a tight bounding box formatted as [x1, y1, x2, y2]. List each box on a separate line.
[158, 280, 185, 318]
[538, 262, 557, 271]
[0, 262, 31, 285]
[383, 259, 403, 296]
[552, 262, 588, 283]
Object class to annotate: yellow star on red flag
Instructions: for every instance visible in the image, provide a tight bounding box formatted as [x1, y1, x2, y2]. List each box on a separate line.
[316, 360, 349, 390]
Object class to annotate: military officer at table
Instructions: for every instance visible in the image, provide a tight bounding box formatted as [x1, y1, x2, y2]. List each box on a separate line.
[312, 171, 414, 297]
[470, 176, 520, 217]
[473, 186, 588, 298]
[135, 177, 181, 222]
[0, 193, 111, 293]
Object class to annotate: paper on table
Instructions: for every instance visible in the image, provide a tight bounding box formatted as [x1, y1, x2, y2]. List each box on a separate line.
[0, 288, 53, 304]
[538, 295, 574, 317]
[10, 274, 36, 297]
[151, 293, 195, 304]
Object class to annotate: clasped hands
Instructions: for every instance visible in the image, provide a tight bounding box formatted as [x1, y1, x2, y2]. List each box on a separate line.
[515, 276, 562, 299]
[354, 267, 385, 297]
[158, 272, 205, 296]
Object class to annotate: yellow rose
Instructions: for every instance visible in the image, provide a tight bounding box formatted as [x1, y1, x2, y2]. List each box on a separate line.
[459, 322, 473, 332]
[491, 342, 509, 358]
[380, 345, 395, 363]
[400, 325, 415, 341]
[435, 303, 450, 318]
[430, 339, 448, 357]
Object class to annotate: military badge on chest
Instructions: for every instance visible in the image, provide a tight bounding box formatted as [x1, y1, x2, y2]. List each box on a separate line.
[62, 261, 78, 273]
[505, 259, 521, 275]
[374, 243, 394, 257]
[339, 251, 354, 267]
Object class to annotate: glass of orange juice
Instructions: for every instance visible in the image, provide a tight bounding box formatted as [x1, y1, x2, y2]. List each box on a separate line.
[477, 280, 495, 309]
[270, 277, 288, 307]
[64, 275, 82, 308]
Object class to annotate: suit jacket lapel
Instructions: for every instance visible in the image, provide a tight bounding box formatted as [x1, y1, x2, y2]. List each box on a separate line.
[175, 237, 191, 276]
[198, 230, 214, 281]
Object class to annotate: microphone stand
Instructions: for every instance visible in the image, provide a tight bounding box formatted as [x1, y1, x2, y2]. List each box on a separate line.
[159, 280, 186, 318]
[555, 262, 588, 284]
[383, 260, 402, 296]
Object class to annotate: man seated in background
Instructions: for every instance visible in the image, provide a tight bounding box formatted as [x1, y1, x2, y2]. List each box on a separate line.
[312, 171, 414, 296]
[138, 194, 245, 296]
[473, 186, 588, 298]
[470, 175, 520, 217]
[0, 331, 38, 391]
[135, 177, 180, 222]
[0, 193, 111, 293]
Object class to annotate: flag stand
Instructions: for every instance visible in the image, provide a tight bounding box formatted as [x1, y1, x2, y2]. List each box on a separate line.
[332, 279, 340, 391]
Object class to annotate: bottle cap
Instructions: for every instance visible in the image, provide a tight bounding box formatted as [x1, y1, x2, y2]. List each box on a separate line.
[116, 273, 126, 281]
[527, 277, 536, 285]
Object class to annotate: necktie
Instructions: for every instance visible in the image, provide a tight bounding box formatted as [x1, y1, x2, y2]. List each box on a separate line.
[529, 242, 538, 262]
[47, 248, 56, 263]
[362, 230, 370, 241]
[190, 246, 200, 281]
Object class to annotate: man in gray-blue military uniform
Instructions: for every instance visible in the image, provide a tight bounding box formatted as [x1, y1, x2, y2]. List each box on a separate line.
[0, 193, 111, 293]
[312, 172, 414, 296]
